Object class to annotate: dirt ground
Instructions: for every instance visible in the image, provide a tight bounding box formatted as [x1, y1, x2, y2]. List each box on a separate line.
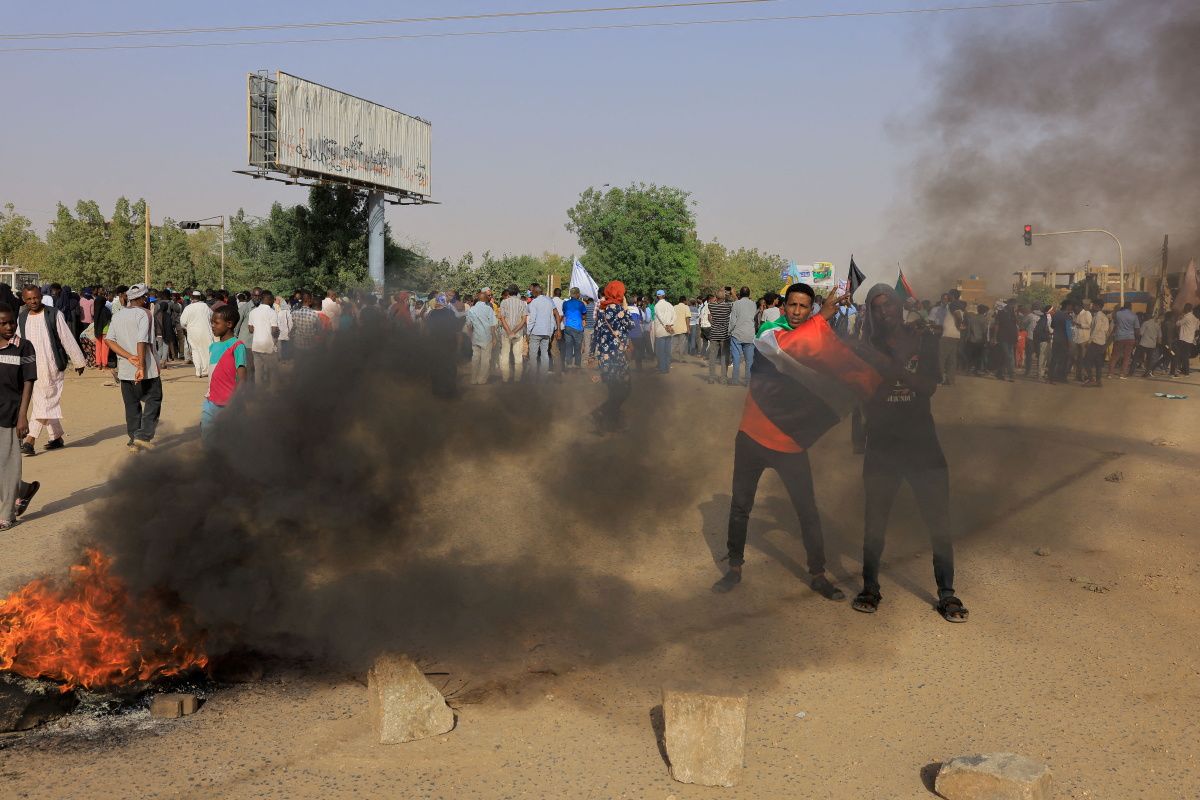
[1, 355, 1197, 799]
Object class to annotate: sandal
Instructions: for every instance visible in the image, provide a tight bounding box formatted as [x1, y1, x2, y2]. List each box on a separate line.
[15, 481, 39, 518]
[811, 575, 846, 601]
[711, 569, 742, 594]
[852, 591, 881, 614]
[0, 520, 15, 531]
[937, 596, 969, 623]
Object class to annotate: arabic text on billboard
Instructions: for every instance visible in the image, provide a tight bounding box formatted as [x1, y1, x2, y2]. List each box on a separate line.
[274, 72, 431, 197]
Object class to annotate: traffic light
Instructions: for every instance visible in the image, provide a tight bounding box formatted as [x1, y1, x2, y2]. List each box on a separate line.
[178, 221, 200, 230]
[1024, 224, 1033, 246]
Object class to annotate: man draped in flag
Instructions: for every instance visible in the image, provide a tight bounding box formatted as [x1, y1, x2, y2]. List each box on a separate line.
[712, 282, 882, 599]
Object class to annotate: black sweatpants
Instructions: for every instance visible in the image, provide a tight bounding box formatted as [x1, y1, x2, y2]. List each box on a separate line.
[726, 431, 826, 573]
[120, 377, 163, 443]
[862, 454, 955, 600]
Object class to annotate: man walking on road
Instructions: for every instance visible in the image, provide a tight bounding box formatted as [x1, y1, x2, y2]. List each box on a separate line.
[106, 284, 162, 451]
[17, 285, 86, 456]
[728, 286, 757, 386]
[560, 288, 587, 372]
[706, 290, 731, 383]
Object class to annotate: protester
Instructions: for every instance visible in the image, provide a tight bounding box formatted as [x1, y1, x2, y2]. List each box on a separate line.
[853, 283, 966, 623]
[588, 281, 634, 431]
[938, 293, 963, 385]
[672, 295, 691, 360]
[1132, 311, 1162, 377]
[526, 283, 560, 382]
[965, 304, 989, 375]
[706, 290, 731, 384]
[712, 283, 872, 600]
[1083, 298, 1110, 388]
[245, 290, 281, 388]
[561, 288, 587, 371]
[1175, 304, 1197, 377]
[290, 291, 323, 354]
[200, 305, 248, 438]
[497, 284, 528, 383]
[465, 288, 498, 385]
[994, 300, 1018, 381]
[274, 293, 293, 360]
[17, 285, 86, 456]
[728, 286, 757, 386]
[651, 290, 676, 374]
[180, 292, 214, 378]
[105, 284, 162, 452]
[1047, 301, 1073, 384]
[0, 306, 40, 529]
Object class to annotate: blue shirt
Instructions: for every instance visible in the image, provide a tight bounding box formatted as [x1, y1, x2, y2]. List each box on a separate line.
[562, 298, 586, 331]
[1113, 308, 1139, 341]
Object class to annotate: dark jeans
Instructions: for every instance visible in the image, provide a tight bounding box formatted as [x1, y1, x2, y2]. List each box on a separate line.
[562, 326, 583, 368]
[1086, 342, 1106, 385]
[1049, 339, 1070, 382]
[726, 432, 826, 573]
[862, 457, 955, 600]
[707, 338, 729, 380]
[120, 377, 163, 442]
[996, 341, 1015, 379]
[1176, 341, 1193, 375]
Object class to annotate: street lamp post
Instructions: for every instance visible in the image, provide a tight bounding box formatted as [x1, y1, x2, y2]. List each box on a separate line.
[1029, 227, 1126, 306]
[178, 215, 226, 289]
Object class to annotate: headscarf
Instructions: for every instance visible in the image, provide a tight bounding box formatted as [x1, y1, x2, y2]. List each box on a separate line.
[601, 280, 625, 309]
[862, 283, 902, 344]
[391, 291, 413, 325]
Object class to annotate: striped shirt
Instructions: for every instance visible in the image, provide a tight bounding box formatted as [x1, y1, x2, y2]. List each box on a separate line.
[707, 301, 732, 341]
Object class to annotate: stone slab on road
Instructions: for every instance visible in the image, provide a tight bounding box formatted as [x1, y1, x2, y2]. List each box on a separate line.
[935, 753, 1054, 800]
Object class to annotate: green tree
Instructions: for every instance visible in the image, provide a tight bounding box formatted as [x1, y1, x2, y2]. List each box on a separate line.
[696, 238, 787, 299]
[566, 183, 699, 297]
[1065, 275, 1101, 305]
[1015, 282, 1060, 310]
[0, 204, 38, 264]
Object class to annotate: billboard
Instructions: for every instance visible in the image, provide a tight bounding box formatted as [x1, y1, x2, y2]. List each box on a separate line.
[781, 262, 837, 291]
[267, 72, 431, 198]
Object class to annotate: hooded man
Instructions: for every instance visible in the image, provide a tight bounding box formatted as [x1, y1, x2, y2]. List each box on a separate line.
[851, 284, 967, 622]
[712, 282, 882, 600]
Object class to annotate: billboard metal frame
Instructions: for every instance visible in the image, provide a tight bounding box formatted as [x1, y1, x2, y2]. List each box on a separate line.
[236, 70, 435, 206]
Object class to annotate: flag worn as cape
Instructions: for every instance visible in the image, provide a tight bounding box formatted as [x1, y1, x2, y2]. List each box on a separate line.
[895, 269, 915, 299]
[847, 256, 865, 299]
[741, 315, 883, 453]
[570, 258, 601, 301]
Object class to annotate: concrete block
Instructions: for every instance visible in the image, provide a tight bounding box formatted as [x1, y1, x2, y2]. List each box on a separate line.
[936, 753, 1054, 800]
[150, 695, 183, 719]
[662, 687, 747, 787]
[368, 654, 455, 745]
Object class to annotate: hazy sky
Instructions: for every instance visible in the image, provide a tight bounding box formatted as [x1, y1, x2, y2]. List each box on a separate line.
[1, 0, 1093, 282]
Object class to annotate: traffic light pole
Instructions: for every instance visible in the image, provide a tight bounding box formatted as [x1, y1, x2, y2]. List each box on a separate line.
[1031, 228, 1125, 306]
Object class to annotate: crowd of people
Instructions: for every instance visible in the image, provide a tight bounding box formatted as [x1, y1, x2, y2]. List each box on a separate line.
[1, 274, 1194, 613]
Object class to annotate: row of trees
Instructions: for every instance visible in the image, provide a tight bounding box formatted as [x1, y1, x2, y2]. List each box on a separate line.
[1, 182, 792, 298]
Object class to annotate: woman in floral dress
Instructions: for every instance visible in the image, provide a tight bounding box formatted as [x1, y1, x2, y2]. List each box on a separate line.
[588, 280, 633, 430]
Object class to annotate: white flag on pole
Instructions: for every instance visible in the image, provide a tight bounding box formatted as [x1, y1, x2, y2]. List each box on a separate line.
[570, 258, 601, 300]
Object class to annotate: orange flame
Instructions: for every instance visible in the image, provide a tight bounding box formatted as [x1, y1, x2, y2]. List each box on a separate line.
[0, 548, 208, 690]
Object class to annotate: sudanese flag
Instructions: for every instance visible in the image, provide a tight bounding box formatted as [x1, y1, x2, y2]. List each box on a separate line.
[895, 269, 916, 299]
[739, 315, 884, 453]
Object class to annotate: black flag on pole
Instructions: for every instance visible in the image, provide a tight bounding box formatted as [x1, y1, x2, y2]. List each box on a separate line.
[847, 256, 865, 298]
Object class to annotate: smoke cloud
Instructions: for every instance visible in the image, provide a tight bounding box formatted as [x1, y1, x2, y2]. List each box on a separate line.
[897, 0, 1200, 293]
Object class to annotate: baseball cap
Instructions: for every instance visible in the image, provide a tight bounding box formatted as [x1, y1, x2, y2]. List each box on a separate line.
[126, 283, 149, 300]
[655, 289, 666, 297]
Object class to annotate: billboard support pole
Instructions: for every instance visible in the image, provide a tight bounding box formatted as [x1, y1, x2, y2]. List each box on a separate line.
[367, 190, 385, 292]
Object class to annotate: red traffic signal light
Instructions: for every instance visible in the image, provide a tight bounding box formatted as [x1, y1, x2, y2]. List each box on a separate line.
[1023, 224, 1033, 246]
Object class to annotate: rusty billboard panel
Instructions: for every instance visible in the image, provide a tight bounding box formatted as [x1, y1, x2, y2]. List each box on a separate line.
[269, 72, 431, 198]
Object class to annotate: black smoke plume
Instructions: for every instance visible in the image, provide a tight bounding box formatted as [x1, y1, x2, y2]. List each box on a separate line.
[898, 0, 1200, 293]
